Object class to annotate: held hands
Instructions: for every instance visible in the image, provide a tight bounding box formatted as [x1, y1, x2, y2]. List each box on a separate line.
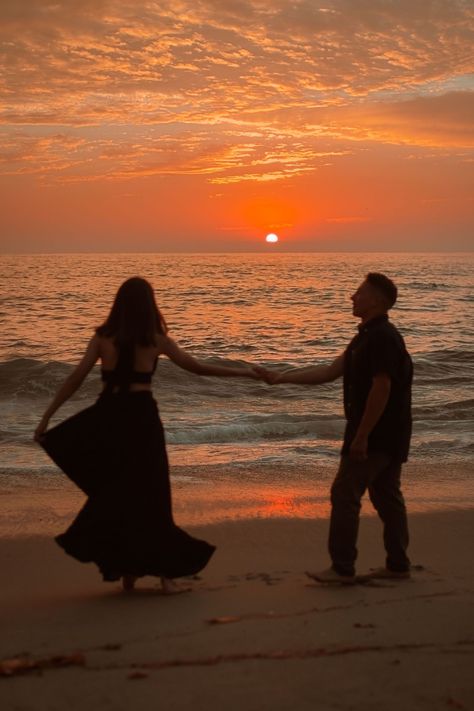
[252, 365, 280, 385]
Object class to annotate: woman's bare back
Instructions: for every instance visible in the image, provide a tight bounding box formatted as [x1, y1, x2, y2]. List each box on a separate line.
[98, 336, 163, 371]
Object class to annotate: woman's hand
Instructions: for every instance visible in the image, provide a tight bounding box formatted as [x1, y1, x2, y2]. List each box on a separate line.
[34, 416, 49, 442]
[32, 335, 100, 443]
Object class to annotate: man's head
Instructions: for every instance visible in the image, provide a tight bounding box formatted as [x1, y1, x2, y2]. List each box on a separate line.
[351, 272, 398, 321]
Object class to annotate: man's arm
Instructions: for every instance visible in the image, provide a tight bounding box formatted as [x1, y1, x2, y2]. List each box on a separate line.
[350, 373, 391, 460]
[256, 353, 345, 385]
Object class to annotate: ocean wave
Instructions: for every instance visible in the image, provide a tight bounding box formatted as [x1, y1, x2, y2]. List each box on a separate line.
[0, 429, 37, 444]
[0, 358, 87, 399]
[414, 348, 474, 363]
[413, 349, 474, 383]
[9, 348, 467, 375]
[0, 356, 305, 401]
[166, 416, 344, 445]
[0, 465, 60, 478]
[2, 350, 472, 446]
[409, 282, 442, 290]
[411, 439, 471, 454]
[413, 398, 474, 421]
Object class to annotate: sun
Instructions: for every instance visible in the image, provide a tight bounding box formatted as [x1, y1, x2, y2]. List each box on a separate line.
[265, 233, 279, 243]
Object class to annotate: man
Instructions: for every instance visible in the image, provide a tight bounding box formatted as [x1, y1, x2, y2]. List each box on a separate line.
[257, 273, 413, 584]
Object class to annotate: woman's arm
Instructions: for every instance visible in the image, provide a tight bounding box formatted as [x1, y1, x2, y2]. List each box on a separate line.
[34, 335, 100, 440]
[159, 336, 258, 379]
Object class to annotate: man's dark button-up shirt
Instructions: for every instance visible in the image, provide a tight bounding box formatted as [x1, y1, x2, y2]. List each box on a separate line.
[342, 314, 413, 462]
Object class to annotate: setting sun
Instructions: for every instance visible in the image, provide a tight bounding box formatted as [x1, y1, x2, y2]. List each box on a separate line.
[265, 233, 279, 243]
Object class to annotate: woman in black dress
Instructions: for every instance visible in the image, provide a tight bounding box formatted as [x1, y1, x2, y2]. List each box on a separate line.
[34, 277, 258, 593]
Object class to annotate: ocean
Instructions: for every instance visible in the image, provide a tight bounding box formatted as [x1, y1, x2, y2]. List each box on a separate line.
[0, 252, 473, 528]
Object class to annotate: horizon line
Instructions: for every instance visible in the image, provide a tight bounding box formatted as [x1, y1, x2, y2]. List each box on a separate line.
[1, 249, 473, 256]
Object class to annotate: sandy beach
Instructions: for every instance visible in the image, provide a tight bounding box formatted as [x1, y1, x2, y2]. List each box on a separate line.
[1, 462, 473, 710]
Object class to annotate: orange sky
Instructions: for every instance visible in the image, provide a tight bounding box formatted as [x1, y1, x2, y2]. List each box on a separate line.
[0, 0, 473, 252]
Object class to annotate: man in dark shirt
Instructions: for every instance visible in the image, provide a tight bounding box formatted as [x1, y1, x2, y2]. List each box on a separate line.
[257, 273, 412, 584]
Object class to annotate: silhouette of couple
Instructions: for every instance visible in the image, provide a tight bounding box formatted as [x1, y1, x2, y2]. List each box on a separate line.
[35, 273, 412, 593]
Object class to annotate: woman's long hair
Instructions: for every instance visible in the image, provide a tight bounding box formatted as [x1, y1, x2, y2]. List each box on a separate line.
[96, 277, 167, 372]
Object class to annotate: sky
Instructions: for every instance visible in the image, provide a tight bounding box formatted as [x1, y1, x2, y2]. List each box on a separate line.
[0, 0, 473, 252]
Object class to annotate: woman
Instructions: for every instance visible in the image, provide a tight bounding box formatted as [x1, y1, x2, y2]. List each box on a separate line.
[35, 277, 258, 594]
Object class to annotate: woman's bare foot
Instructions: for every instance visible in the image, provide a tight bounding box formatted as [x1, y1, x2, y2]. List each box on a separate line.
[122, 575, 138, 592]
[160, 577, 191, 595]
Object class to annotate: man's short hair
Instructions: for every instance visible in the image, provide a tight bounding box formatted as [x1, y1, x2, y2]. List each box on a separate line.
[366, 272, 398, 308]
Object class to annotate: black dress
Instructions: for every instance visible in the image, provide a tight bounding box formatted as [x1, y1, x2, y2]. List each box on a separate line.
[40, 365, 215, 581]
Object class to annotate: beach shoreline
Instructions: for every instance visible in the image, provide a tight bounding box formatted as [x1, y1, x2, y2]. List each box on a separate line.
[1, 460, 473, 539]
[1, 489, 473, 709]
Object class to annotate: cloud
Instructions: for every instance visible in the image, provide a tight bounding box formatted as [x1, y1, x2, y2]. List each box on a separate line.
[0, 122, 353, 186]
[296, 91, 474, 147]
[344, 91, 474, 146]
[0, 0, 472, 184]
[2, 0, 473, 115]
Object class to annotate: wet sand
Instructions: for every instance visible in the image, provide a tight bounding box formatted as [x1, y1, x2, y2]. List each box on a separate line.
[2, 461, 474, 537]
[1, 498, 473, 710]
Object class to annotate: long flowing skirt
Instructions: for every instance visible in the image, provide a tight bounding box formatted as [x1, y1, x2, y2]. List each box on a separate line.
[40, 392, 215, 581]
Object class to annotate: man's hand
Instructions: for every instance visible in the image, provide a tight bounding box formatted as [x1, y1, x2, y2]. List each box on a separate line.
[349, 433, 368, 461]
[348, 373, 391, 461]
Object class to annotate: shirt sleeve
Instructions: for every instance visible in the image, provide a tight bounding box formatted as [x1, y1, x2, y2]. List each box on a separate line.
[367, 329, 399, 379]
